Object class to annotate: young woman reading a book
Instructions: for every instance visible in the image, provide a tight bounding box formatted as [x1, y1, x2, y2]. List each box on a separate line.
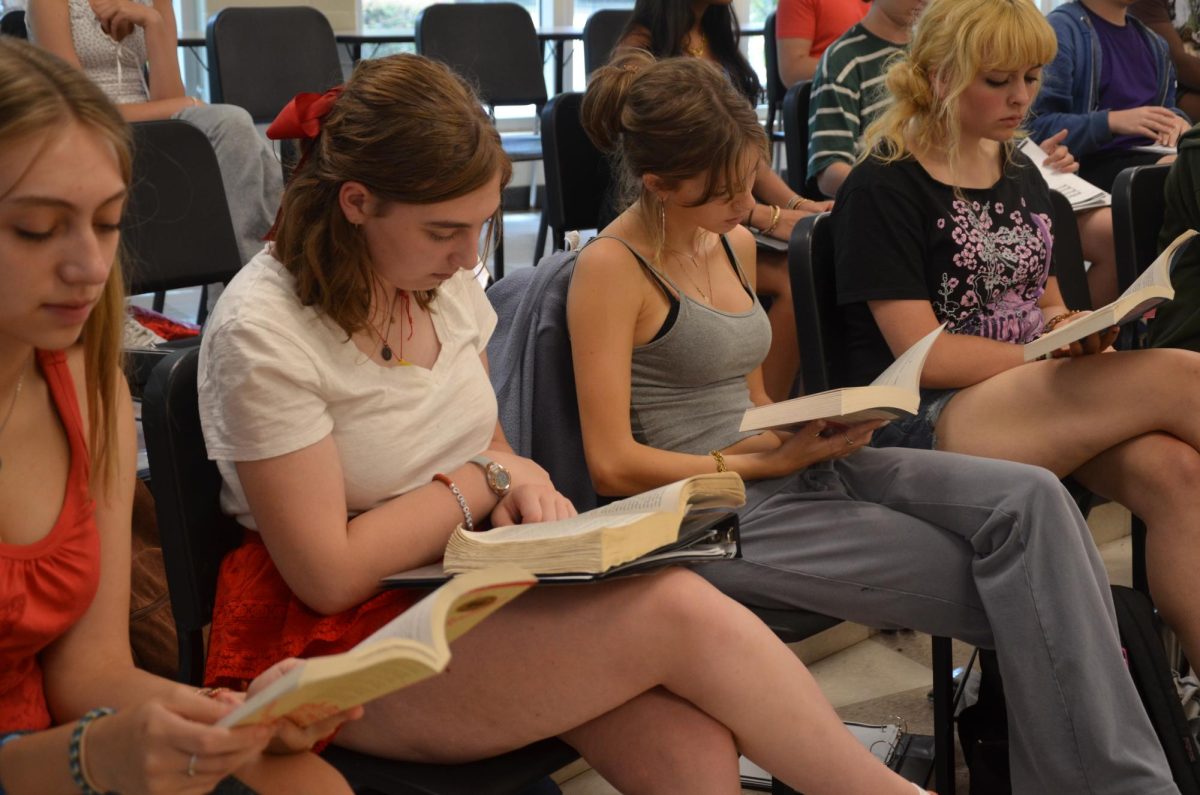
[196, 52, 934, 795]
[0, 39, 354, 795]
[566, 48, 1177, 793]
[617, 0, 832, 401]
[831, 0, 1200, 678]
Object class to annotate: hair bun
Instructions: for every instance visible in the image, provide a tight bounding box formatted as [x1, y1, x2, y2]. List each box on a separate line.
[581, 47, 656, 152]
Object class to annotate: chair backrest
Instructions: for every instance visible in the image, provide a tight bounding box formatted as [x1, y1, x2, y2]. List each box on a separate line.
[583, 8, 632, 76]
[0, 9, 27, 38]
[1113, 163, 1171, 293]
[206, 6, 343, 124]
[782, 79, 811, 196]
[787, 212, 848, 393]
[141, 347, 240, 685]
[487, 254, 600, 512]
[416, 3, 547, 109]
[122, 120, 242, 317]
[540, 92, 613, 248]
[1048, 189, 1093, 311]
[763, 13, 785, 132]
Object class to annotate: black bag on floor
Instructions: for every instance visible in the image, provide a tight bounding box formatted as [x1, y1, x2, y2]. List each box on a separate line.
[957, 649, 1011, 795]
[1111, 585, 1200, 794]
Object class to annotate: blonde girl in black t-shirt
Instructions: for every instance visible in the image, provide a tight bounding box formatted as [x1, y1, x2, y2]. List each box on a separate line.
[834, 0, 1200, 674]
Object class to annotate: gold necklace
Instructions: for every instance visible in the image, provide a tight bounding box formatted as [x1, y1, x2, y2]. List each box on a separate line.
[369, 286, 413, 366]
[684, 32, 707, 57]
[666, 245, 713, 302]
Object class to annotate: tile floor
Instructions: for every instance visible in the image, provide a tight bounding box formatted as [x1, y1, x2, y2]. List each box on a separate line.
[136, 213, 1137, 795]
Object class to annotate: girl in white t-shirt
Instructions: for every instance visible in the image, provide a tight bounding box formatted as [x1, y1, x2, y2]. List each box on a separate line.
[197, 53, 931, 795]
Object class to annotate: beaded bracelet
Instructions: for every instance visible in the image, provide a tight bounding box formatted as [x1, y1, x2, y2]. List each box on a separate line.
[69, 707, 114, 795]
[1043, 309, 1085, 332]
[433, 473, 474, 531]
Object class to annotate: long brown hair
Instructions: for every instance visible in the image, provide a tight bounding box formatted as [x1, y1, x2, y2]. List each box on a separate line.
[272, 54, 513, 337]
[582, 49, 768, 263]
[0, 38, 130, 490]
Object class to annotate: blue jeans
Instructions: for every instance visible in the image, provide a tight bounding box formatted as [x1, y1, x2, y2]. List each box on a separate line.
[870, 387, 958, 450]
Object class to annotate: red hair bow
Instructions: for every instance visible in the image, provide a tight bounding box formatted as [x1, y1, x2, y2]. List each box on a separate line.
[266, 86, 344, 140]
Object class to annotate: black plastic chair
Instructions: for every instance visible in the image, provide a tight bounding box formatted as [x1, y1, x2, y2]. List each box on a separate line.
[416, 2, 549, 273]
[1112, 163, 1172, 298]
[763, 13, 786, 150]
[1048, 189, 1094, 312]
[123, 119, 242, 326]
[141, 348, 578, 795]
[540, 93, 613, 252]
[781, 80, 812, 197]
[0, 9, 27, 38]
[582, 9, 631, 77]
[206, 6, 343, 125]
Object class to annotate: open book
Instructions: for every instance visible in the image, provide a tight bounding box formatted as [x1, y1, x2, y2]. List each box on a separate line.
[740, 325, 945, 432]
[1018, 138, 1110, 211]
[216, 565, 535, 728]
[1023, 229, 1199, 361]
[443, 473, 745, 575]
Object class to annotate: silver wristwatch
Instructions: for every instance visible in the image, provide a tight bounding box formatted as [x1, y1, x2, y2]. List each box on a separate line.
[469, 455, 512, 497]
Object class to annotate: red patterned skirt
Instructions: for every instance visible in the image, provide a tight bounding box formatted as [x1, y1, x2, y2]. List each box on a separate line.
[205, 532, 422, 691]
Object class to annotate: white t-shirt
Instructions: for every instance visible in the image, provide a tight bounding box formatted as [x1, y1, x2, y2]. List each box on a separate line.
[198, 249, 499, 529]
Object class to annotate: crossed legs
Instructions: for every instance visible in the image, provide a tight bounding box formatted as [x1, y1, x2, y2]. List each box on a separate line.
[937, 347, 1200, 668]
[332, 568, 921, 795]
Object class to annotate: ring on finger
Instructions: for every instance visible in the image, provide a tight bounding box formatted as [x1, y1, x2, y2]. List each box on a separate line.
[187, 753, 198, 778]
[843, 434, 855, 447]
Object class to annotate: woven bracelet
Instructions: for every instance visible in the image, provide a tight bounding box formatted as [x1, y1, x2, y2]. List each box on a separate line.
[69, 707, 114, 795]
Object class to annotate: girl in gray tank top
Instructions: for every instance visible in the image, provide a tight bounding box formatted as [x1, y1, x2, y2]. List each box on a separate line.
[566, 49, 1178, 793]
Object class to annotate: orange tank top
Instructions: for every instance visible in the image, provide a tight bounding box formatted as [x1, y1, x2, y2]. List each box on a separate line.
[0, 350, 102, 732]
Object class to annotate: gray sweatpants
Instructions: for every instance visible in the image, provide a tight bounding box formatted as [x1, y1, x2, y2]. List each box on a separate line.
[174, 103, 284, 267]
[701, 446, 1177, 794]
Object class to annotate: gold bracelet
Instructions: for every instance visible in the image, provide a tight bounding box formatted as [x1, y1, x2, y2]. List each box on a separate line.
[760, 204, 782, 236]
[786, 195, 804, 210]
[709, 449, 727, 473]
[1044, 309, 1084, 332]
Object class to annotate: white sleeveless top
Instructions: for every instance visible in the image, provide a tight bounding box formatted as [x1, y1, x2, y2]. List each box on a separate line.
[28, 0, 150, 104]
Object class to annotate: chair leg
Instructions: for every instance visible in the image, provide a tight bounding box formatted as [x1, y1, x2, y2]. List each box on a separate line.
[932, 636, 956, 795]
[533, 212, 549, 265]
[1132, 514, 1149, 595]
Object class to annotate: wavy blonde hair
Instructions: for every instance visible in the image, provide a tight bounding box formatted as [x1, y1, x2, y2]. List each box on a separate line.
[861, 0, 1056, 167]
[273, 54, 512, 336]
[0, 38, 130, 491]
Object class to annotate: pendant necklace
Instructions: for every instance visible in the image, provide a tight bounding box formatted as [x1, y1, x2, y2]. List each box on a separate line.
[667, 244, 714, 302]
[373, 287, 414, 366]
[684, 32, 708, 57]
[0, 356, 30, 472]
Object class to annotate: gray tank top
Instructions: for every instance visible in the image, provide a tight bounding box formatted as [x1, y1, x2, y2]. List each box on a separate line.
[599, 235, 772, 455]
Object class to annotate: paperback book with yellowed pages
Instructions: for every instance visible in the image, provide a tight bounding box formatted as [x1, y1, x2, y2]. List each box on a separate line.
[740, 325, 945, 433]
[442, 473, 746, 575]
[1023, 229, 1198, 362]
[216, 565, 535, 728]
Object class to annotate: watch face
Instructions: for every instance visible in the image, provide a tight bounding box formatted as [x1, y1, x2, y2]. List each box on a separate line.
[492, 467, 511, 491]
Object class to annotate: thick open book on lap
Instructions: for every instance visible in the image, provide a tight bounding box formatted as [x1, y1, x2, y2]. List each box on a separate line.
[740, 325, 945, 432]
[1018, 138, 1110, 211]
[438, 473, 745, 576]
[216, 566, 535, 728]
[1023, 229, 1199, 361]
[384, 511, 741, 587]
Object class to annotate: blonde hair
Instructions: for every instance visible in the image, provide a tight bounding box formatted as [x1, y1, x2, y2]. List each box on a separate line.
[272, 54, 512, 336]
[0, 38, 130, 490]
[582, 49, 768, 263]
[861, 0, 1056, 165]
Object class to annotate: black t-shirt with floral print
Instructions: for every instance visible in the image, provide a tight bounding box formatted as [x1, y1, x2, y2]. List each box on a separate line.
[832, 148, 1055, 386]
